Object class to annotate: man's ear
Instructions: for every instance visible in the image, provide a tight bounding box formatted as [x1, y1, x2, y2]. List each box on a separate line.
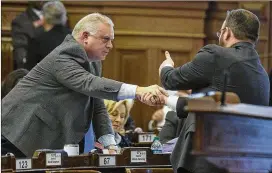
[81, 31, 89, 41]
[225, 27, 232, 40]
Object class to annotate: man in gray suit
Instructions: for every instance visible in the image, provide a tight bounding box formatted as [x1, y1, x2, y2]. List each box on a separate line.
[2, 13, 166, 157]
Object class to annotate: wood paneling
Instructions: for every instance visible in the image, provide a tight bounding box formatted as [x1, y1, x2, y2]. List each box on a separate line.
[1, 38, 13, 81]
[1, 1, 271, 131]
[269, 2, 272, 72]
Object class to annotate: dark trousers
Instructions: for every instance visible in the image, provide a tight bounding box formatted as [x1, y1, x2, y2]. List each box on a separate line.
[1, 135, 26, 158]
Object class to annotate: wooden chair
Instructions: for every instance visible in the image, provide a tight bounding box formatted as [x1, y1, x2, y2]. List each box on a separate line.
[1, 38, 14, 81]
[46, 170, 101, 173]
[212, 91, 241, 104]
[126, 168, 173, 173]
[198, 91, 241, 104]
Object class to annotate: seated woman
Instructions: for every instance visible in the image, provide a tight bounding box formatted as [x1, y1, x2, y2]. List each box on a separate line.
[104, 99, 134, 148]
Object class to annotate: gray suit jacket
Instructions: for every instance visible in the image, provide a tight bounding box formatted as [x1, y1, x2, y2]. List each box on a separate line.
[2, 35, 123, 157]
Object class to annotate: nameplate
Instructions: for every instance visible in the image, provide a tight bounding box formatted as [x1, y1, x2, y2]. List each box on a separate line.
[138, 134, 156, 143]
[131, 150, 146, 163]
[46, 153, 61, 166]
[99, 155, 116, 166]
[16, 159, 32, 170]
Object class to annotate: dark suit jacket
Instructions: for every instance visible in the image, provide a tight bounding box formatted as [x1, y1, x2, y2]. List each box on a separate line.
[2, 35, 123, 157]
[171, 114, 229, 173]
[27, 25, 71, 70]
[124, 116, 136, 131]
[11, 7, 44, 69]
[161, 42, 270, 106]
[159, 111, 186, 144]
[171, 103, 229, 173]
[160, 42, 270, 173]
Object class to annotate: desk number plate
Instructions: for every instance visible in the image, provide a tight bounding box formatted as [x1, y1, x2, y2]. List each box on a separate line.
[99, 155, 116, 166]
[16, 159, 32, 170]
[131, 150, 146, 163]
[46, 153, 62, 166]
[138, 134, 156, 143]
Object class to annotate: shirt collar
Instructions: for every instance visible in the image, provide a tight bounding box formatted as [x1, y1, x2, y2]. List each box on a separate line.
[231, 41, 255, 48]
[32, 8, 43, 19]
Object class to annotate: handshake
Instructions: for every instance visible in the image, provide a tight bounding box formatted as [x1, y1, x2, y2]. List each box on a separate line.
[135, 85, 168, 106]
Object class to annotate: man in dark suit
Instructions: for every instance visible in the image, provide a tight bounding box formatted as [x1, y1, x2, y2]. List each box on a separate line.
[159, 10, 269, 106]
[27, 1, 71, 70]
[159, 111, 185, 144]
[2, 13, 166, 157]
[142, 9, 270, 173]
[11, 1, 45, 69]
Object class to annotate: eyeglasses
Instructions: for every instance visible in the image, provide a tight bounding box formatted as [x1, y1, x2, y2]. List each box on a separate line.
[89, 33, 114, 44]
[216, 28, 226, 38]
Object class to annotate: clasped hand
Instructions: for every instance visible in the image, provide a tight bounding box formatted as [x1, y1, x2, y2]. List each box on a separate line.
[136, 85, 168, 106]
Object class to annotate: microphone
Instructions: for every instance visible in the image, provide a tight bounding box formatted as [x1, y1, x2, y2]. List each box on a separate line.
[221, 70, 229, 106]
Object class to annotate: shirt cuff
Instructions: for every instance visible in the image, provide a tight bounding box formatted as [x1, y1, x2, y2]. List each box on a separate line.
[117, 83, 138, 100]
[98, 134, 117, 147]
[163, 64, 174, 68]
[166, 90, 178, 96]
[166, 95, 179, 112]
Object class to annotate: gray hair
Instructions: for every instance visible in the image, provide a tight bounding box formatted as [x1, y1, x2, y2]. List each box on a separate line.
[42, 1, 67, 26]
[72, 13, 114, 38]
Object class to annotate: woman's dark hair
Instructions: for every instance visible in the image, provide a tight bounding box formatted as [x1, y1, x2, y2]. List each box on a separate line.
[2, 69, 29, 99]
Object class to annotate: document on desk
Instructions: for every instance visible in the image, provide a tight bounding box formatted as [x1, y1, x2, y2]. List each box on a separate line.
[162, 137, 178, 153]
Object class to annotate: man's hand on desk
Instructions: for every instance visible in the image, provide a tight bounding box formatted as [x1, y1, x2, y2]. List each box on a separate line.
[159, 51, 175, 76]
[136, 85, 168, 106]
[105, 145, 120, 154]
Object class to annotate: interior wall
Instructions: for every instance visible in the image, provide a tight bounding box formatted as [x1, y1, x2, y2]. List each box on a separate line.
[1, 1, 271, 131]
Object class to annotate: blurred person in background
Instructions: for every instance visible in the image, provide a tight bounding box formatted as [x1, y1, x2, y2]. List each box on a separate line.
[148, 108, 165, 132]
[124, 99, 143, 133]
[148, 90, 190, 132]
[27, 1, 71, 70]
[11, 1, 45, 69]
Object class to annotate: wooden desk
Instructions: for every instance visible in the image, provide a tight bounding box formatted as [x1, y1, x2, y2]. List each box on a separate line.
[2, 148, 171, 173]
[1, 154, 16, 172]
[46, 170, 101, 173]
[126, 168, 173, 173]
[187, 100, 272, 173]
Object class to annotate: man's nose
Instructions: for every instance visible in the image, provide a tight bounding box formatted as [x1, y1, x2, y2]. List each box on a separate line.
[106, 40, 113, 49]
